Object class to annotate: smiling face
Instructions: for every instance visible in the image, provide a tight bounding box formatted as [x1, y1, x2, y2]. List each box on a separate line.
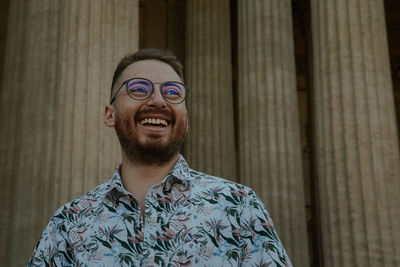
[105, 59, 188, 166]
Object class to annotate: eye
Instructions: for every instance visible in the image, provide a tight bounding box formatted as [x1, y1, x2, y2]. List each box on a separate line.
[162, 84, 183, 97]
[127, 80, 152, 98]
[164, 88, 179, 95]
[129, 86, 147, 94]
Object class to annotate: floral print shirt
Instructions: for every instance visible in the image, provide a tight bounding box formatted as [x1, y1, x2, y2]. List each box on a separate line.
[28, 155, 292, 266]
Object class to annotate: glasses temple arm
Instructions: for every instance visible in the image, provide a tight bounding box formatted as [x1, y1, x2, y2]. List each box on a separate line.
[109, 83, 124, 105]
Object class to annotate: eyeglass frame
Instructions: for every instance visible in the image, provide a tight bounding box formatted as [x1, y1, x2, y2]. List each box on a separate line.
[110, 77, 189, 105]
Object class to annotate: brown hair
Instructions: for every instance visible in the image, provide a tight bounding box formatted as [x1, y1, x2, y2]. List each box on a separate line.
[110, 48, 184, 100]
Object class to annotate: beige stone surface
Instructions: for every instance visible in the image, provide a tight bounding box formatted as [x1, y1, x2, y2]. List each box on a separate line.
[0, 0, 138, 265]
[237, 0, 309, 266]
[311, 0, 400, 266]
[184, 0, 237, 180]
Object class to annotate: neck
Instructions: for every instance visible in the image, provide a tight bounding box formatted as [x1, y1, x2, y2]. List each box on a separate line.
[120, 152, 180, 200]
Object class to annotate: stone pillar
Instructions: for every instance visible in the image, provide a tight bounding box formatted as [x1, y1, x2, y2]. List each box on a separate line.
[0, 0, 10, 85]
[0, 0, 138, 266]
[310, 0, 400, 266]
[184, 0, 237, 180]
[237, 1, 309, 266]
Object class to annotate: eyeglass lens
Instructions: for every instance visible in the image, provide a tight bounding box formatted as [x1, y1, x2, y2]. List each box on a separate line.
[126, 78, 185, 103]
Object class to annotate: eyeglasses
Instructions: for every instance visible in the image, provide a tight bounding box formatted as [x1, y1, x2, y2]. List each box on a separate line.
[110, 77, 189, 105]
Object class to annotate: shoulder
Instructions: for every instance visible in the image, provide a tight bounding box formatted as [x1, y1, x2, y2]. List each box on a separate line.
[28, 180, 115, 266]
[189, 169, 250, 190]
[49, 179, 113, 227]
[187, 169, 262, 208]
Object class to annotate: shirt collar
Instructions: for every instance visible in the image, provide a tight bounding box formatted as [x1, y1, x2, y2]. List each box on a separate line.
[168, 154, 193, 183]
[105, 154, 193, 200]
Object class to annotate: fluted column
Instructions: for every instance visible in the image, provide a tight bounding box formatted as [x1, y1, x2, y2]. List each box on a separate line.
[0, 1, 138, 266]
[237, 1, 309, 266]
[184, 0, 236, 180]
[311, 0, 400, 266]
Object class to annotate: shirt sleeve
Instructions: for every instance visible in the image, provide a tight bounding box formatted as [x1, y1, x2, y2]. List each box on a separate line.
[240, 189, 292, 267]
[27, 216, 74, 267]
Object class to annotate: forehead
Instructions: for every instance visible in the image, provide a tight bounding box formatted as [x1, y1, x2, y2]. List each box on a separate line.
[119, 59, 182, 84]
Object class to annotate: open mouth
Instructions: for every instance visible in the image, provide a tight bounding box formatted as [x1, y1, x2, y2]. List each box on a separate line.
[139, 118, 169, 128]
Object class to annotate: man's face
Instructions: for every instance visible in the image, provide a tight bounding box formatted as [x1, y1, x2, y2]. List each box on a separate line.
[107, 59, 188, 165]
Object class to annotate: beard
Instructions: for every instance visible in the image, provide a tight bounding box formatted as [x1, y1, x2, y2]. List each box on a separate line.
[114, 107, 186, 166]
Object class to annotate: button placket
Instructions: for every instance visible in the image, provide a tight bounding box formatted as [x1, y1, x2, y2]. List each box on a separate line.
[142, 185, 161, 246]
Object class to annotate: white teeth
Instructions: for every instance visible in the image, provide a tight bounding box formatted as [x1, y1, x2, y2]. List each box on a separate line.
[140, 118, 168, 126]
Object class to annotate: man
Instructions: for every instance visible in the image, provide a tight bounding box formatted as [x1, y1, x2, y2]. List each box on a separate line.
[28, 49, 292, 266]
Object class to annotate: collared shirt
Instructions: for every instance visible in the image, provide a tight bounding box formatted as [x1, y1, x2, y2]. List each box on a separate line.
[28, 155, 292, 266]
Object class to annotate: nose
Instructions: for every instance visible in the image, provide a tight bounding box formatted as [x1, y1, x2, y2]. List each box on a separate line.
[146, 83, 166, 107]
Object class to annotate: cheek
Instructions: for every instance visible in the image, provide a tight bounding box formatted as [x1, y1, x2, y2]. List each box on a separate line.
[116, 109, 136, 130]
[175, 106, 187, 120]
[175, 111, 188, 135]
[174, 107, 187, 123]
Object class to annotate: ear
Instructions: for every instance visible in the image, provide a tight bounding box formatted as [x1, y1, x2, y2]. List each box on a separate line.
[104, 105, 116, 127]
[185, 117, 189, 135]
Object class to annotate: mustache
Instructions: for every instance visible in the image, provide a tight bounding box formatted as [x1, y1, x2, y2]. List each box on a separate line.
[134, 107, 175, 123]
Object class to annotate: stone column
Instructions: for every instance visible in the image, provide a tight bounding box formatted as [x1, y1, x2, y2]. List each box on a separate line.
[311, 0, 400, 266]
[237, 1, 309, 266]
[184, 0, 237, 180]
[0, 0, 138, 266]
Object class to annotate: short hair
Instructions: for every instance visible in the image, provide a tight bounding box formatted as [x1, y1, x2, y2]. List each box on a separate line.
[110, 48, 184, 100]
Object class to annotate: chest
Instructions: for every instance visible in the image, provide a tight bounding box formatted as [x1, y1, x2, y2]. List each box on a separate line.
[66, 194, 243, 266]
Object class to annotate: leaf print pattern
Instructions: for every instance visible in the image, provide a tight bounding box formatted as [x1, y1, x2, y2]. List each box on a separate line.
[28, 155, 292, 266]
